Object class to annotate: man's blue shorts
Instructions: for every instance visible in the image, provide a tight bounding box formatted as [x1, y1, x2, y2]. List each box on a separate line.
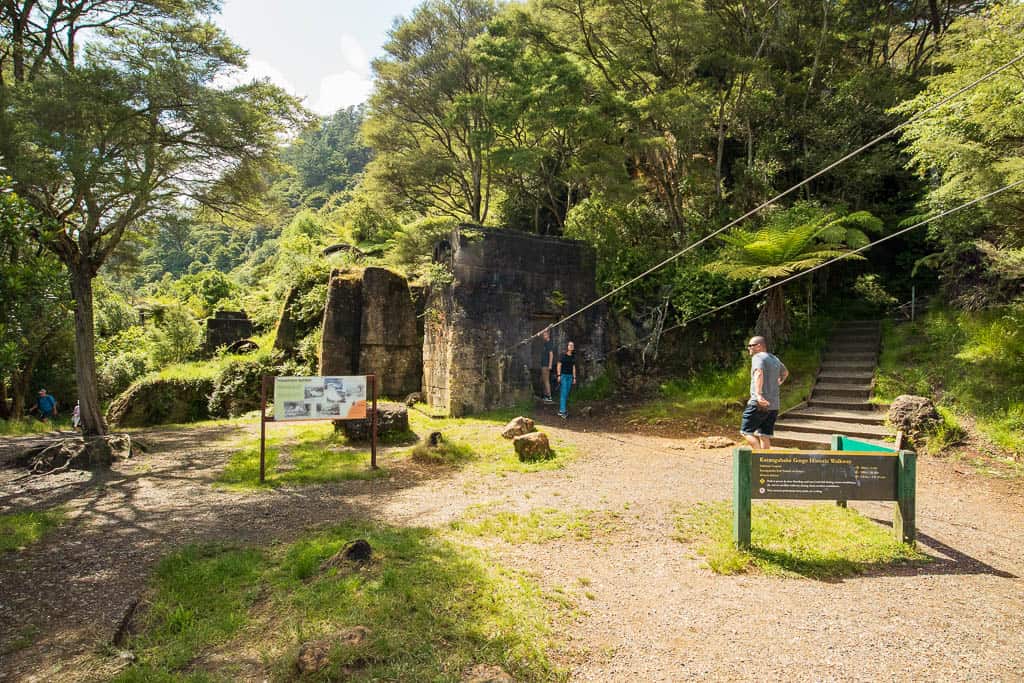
[740, 401, 778, 437]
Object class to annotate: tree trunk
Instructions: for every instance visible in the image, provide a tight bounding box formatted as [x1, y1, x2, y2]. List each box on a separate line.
[755, 285, 790, 351]
[69, 262, 107, 436]
[11, 371, 28, 418]
[0, 381, 9, 419]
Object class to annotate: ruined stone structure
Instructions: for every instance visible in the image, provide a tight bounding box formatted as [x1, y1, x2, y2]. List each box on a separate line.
[205, 311, 253, 352]
[319, 267, 421, 397]
[423, 227, 608, 416]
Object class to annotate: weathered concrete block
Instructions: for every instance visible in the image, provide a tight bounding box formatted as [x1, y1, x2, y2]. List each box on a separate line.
[423, 227, 608, 416]
[358, 267, 421, 397]
[319, 270, 363, 376]
[335, 401, 409, 442]
[205, 310, 253, 352]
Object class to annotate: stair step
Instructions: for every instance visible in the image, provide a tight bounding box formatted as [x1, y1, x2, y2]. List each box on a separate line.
[783, 407, 888, 425]
[808, 398, 877, 411]
[822, 353, 878, 363]
[816, 372, 875, 384]
[821, 361, 877, 370]
[770, 430, 890, 450]
[827, 342, 879, 351]
[773, 418, 890, 439]
[812, 383, 872, 396]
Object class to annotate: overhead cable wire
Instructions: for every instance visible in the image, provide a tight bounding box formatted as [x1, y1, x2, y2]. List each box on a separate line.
[638, 178, 1024, 343]
[494, 51, 1024, 356]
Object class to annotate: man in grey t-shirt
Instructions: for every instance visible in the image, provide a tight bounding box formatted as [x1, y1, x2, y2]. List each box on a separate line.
[740, 336, 789, 449]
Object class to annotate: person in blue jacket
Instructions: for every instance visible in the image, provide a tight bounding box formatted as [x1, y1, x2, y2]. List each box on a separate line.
[31, 388, 58, 422]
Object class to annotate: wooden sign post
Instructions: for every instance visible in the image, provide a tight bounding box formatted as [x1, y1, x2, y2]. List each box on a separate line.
[259, 374, 378, 484]
[733, 437, 916, 549]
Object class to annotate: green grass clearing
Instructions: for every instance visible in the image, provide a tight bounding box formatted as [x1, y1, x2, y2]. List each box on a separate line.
[635, 334, 823, 427]
[113, 523, 566, 682]
[0, 417, 74, 436]
[452, 505, 622, 544]
[216, 421, 388, 489]
[674, 501, 926, 579]
[0, 508, 66, 553]
[875, 305, 1024, 463]
[407, 405, 574, 474]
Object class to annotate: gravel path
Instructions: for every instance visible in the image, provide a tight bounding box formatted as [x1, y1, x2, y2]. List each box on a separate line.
[1, 417, 1022, 682]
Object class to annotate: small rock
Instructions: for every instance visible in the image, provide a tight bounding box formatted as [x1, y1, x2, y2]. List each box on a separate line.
[696, 436, 735, 449]
[501, 416, 536, 440]
[580, 406, 593, 418]
[295, 639, 332, 675]
[404, 391, 424, 407]
[513, 431, 553, 462]
[320, 539, 372, 572]
[463, 664, 515, 683]
[428, 431, 444, 447]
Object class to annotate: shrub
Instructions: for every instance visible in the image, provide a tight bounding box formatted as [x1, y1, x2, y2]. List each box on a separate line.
[208, 357, 278, 418]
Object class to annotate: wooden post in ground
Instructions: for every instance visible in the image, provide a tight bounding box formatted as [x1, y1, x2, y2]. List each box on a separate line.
[733, 448, 752, 549]
[894, 450, 916, 545]
[831, 434, 848, 508]
[259, 375, 270, 484]
[369, 374, 378, 470]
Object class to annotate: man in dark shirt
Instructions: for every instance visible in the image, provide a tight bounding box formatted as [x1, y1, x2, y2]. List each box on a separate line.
[540, 327, 555, 403]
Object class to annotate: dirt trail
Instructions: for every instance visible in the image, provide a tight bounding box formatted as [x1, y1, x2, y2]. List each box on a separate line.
[1, 418, 1022, 682]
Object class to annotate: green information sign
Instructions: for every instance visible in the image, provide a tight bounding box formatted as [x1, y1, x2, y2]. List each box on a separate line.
[751, 450, 898, 501]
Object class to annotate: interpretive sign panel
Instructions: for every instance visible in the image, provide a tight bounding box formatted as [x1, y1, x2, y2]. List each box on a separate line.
[751, 451, 898, 501]
[273, 376, 367, 421]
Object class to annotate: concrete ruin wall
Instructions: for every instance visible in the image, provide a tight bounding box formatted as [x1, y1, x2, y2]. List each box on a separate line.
[318, 267, 421, 397]
[423, 227, 608, 416]
[205, 311, 253, 352]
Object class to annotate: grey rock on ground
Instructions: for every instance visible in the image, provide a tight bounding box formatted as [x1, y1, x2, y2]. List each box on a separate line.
[888, 394, 940, 442]
[501, 416, 536, 440]
[513, 431, 553, 462]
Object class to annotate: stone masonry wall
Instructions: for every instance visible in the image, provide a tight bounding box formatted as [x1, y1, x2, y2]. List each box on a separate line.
[423, 226, 608, 416]
[318, 267, 421, 397]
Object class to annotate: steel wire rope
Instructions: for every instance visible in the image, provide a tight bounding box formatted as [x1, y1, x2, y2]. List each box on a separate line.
[488, 51, 1024, 358]
[635, 178, 1024, 344]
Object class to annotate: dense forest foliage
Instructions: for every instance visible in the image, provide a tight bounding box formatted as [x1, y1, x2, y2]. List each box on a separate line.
[1, 0, 1022, 445]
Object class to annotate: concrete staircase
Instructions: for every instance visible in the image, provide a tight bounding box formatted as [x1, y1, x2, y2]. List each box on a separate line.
[772, 320, 890, 449]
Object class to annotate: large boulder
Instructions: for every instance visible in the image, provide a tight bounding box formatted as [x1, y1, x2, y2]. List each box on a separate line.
[501, 416, 535, 439]
[107, 377, 214, 427]
[888, 395, 941, 442]
[335, 402, 410, 442]
[513, 431, 553, 462]
[208, 357, 276, 418]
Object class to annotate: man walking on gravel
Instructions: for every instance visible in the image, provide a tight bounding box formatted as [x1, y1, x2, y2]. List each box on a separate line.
[741, 336, 788, 449]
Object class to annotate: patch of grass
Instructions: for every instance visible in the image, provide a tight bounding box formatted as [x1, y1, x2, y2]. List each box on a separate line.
[0, 508, 66, 552]
[452, 506, 621, 544]
[407, 407, 573, 473]
[1, 625, 40, 657]
[0, 417, 73, 436]
[573, 371, 614, 402]
[636, 337, 822, 426]
[116, 523, 565, 681]
[410, 439, 475, 465]
[216, 422, 387, 489]
[875, 305, 1024, 459]
[674, 501, 926, 579]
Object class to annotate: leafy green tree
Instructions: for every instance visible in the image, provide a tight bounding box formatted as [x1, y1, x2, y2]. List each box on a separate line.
[283, 105, 371, 201]
[0, 177, 73, 418]
[704, 204, 880, 346]
[364, 0, 502, 223]
[0, 1, 306, 434]
[151, 305, 203, 366]
[896, 2, 1024, 305]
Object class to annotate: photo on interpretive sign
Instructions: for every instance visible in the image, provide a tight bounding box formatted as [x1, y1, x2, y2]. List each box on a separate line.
[751, 451, 898, 501]
[274, 376, 368, 420]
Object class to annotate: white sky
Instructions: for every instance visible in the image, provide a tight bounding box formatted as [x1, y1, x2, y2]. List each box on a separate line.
[215, 1, 423, 115]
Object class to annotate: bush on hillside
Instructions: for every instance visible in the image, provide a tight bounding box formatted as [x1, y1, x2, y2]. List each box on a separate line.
[107, 376, 215, 427]
[208, 357, 278, 418]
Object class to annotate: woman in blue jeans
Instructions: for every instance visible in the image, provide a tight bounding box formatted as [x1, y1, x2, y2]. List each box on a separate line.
[556, 341, 577, 419]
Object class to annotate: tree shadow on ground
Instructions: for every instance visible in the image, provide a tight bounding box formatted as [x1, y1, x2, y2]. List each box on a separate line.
[866, 517, 1017, 579]
[0, 420, 469, 680]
